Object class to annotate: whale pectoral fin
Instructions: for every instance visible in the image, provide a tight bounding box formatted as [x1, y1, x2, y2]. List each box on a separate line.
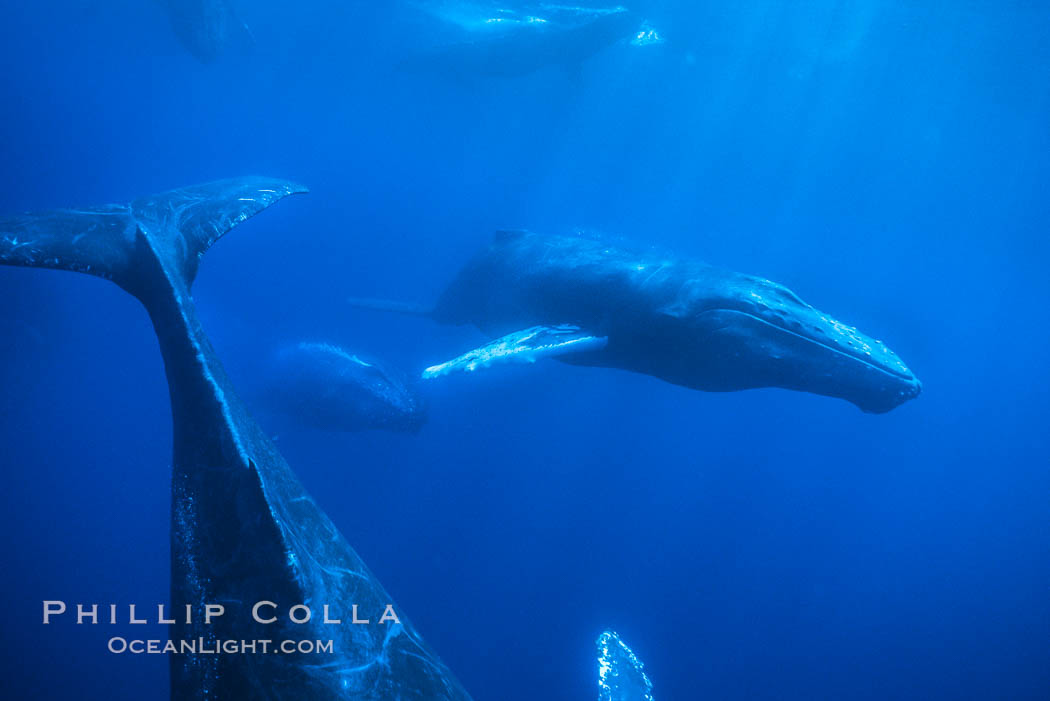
[597, 630, 655, 701]
[421, 324, 608, 379]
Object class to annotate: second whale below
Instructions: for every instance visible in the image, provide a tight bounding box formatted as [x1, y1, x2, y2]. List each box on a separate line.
[265, 341, 426, 433]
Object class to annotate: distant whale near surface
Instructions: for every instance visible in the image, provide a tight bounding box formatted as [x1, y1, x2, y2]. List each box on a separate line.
[160, 0, 252, 62]
[0, 179, 471, 699]
[402, 5, 643, 78]
[355, 230, 921, 413]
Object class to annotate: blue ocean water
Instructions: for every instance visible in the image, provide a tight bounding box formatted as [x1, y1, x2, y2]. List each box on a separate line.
[0, 1, 1047, 699]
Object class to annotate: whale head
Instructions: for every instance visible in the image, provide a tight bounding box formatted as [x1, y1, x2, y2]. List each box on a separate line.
[684, 274, 922, 413]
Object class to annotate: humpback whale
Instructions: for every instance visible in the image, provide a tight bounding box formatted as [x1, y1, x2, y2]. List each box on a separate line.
[265, 341, 427, 433]
[160, 0, 253, 62]
[0, 179, 471, 699]
[355, 230, 922, 413]
[401, 5, 642, 78]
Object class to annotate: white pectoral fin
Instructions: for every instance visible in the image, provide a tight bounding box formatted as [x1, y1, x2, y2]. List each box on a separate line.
[421, 325, 608, 380]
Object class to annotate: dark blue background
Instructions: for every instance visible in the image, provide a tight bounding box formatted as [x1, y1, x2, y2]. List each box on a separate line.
[1, 2, 1047, 699]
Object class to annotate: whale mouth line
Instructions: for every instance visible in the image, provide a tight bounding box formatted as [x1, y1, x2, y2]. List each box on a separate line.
[705, 309, 919, 385]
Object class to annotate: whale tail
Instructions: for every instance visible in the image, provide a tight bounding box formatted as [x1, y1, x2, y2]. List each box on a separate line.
[1, 180, 476, 699]
[0, 177, 306, 299]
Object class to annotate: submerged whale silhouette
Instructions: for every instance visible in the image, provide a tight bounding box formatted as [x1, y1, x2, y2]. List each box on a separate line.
[0, 179, 471, 699]
[401, 5, 642, 78]
[160, 0, 253, 62]
[355, 230, 922, 413]
[265, 341, 427, 433]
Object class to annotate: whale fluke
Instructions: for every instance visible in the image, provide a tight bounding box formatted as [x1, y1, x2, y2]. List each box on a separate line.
[2, 179, 473, 700]
[0, 177, 305, 294]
